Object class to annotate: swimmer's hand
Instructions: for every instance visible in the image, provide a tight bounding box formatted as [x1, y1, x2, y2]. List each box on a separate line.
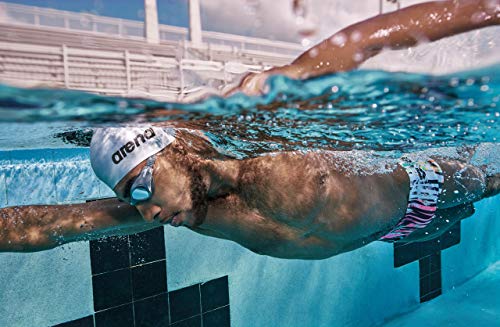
[223, 65, 300, 97]
[223, 71, 273, 97]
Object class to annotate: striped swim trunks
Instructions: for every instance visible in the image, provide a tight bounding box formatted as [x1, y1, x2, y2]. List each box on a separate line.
[379, 158, 445, 243]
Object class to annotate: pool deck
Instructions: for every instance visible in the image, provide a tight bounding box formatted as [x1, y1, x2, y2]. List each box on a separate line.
[382, 260, 500, 327]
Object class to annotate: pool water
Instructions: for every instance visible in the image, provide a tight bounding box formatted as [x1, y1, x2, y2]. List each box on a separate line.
[0, 65, 498, 155]
[383, 260, 500, 326]
[0, 65, 498, 327]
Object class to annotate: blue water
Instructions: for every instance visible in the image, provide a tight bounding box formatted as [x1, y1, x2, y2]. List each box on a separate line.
[0, 65, 499, 327]
[383, 260, 500, 326]
[0, 65, 498, 156]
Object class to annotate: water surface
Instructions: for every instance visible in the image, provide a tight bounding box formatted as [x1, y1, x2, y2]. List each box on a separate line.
[0, 65, 498, 158]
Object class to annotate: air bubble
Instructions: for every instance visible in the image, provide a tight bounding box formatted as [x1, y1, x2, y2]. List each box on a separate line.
[353, 52, 364, 62]
[301, 38, 311, 47]
[330, 33, 347, 47]
[309, 48, 319, 58]
[350, 31, 362, 42]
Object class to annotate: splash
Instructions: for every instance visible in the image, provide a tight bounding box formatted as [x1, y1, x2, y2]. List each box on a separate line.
[0, 65, 498, 156]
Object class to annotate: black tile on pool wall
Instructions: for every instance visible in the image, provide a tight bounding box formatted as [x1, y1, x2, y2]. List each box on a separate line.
[134, 292, 169, 327]
[429, 252, 441, 274]
[439, 222, 461, 250]
[419, 256, 431, 277]
[420, 289, 442, 303]
[90, 236, 130, 274]
[131, 260, 167, 300]
[429, 271, 442, 293]
[92, 268, 132, 311]
[394, 238, 441, 268]
[203, 305, 230, 327]
[129, 226, 166, 266]
[201, 276, 229, 312]
[419, 251, 442, 301]
[170, 315, 201, 327]
[52, 315, 94, 327]
[95, 304, 134, 327]
[394, 242, 423, 267]
[419, 275, 431, 297]
[419, 273, 439, 297]
[169, 284, 201, 323]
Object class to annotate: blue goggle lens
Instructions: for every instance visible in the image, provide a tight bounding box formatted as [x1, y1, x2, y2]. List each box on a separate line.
[131, 187, 151, 202]
[127, 154, 156, 205]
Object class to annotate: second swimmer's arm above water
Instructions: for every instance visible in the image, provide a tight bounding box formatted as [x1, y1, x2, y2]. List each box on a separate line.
[231, 0, 500, 95]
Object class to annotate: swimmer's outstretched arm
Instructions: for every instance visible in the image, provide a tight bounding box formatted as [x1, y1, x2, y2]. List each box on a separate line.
[232, 0, 499, 95]
[0, 199, 154, 252]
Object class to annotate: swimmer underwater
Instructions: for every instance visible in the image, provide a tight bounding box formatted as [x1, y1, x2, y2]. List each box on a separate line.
[0, 0, 499, 259]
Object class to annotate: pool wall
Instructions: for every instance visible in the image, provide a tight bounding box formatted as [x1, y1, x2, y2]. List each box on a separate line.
[0, 148, 498, 327]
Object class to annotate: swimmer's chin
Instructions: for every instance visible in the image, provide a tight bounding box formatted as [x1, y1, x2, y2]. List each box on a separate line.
[158, 211, 182, 226]
[185, 210, 207, 228]
[163, 210, 204, 228]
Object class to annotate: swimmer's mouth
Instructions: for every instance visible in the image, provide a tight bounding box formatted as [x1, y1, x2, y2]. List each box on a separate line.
[159, 211, 181, 226]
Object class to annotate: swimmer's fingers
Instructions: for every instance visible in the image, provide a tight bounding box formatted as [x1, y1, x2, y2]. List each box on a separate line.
[223, 71, 271, 97]
[221, 84, 242, 97]
[223, 65, 303, 97]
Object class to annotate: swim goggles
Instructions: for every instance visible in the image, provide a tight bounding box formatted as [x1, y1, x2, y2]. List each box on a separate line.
[129, 154, 156, 205]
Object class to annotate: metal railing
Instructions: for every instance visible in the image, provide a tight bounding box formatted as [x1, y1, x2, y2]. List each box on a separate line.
[0, 41, 269, 101]
[0, 2, 303, 55]
[0, 1, 303, 100]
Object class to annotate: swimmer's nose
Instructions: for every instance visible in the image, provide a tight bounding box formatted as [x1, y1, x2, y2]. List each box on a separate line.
[135, 202, 161, 222]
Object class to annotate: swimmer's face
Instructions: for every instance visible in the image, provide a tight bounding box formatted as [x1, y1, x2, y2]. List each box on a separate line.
[114, 148, 208, 228]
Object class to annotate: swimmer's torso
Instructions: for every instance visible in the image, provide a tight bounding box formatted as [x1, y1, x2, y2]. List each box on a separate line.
[197, 152, 409, 259]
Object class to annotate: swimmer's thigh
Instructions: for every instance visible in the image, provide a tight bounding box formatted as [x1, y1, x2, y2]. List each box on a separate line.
[434, 159, 486, 209]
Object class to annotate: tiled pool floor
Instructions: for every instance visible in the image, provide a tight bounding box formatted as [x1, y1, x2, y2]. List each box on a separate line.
[382, 260, 500, 327]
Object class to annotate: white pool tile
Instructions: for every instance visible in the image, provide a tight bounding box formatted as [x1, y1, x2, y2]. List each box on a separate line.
[0, 169, 8, 208]
[8, 148, 54, 165]
[0, 242, 94, 327]
[52, 148, 89, 162]
[0, 151, 11, 164]
[0, 179, 6, 207]
[165, 227, 419, 327]
[0, 152, 11, 206]
[383, 261, 500, 327]
[3, 149, 56, 206]
[54, 161, 101, 203]
[442, 197, 500, 291]
[0, 148, 95, 327]
[98, 180, 115, 198]
[5, 162, 57, 206]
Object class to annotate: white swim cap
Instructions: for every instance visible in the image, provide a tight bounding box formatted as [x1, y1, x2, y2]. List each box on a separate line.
[90, 126, 175, 189]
